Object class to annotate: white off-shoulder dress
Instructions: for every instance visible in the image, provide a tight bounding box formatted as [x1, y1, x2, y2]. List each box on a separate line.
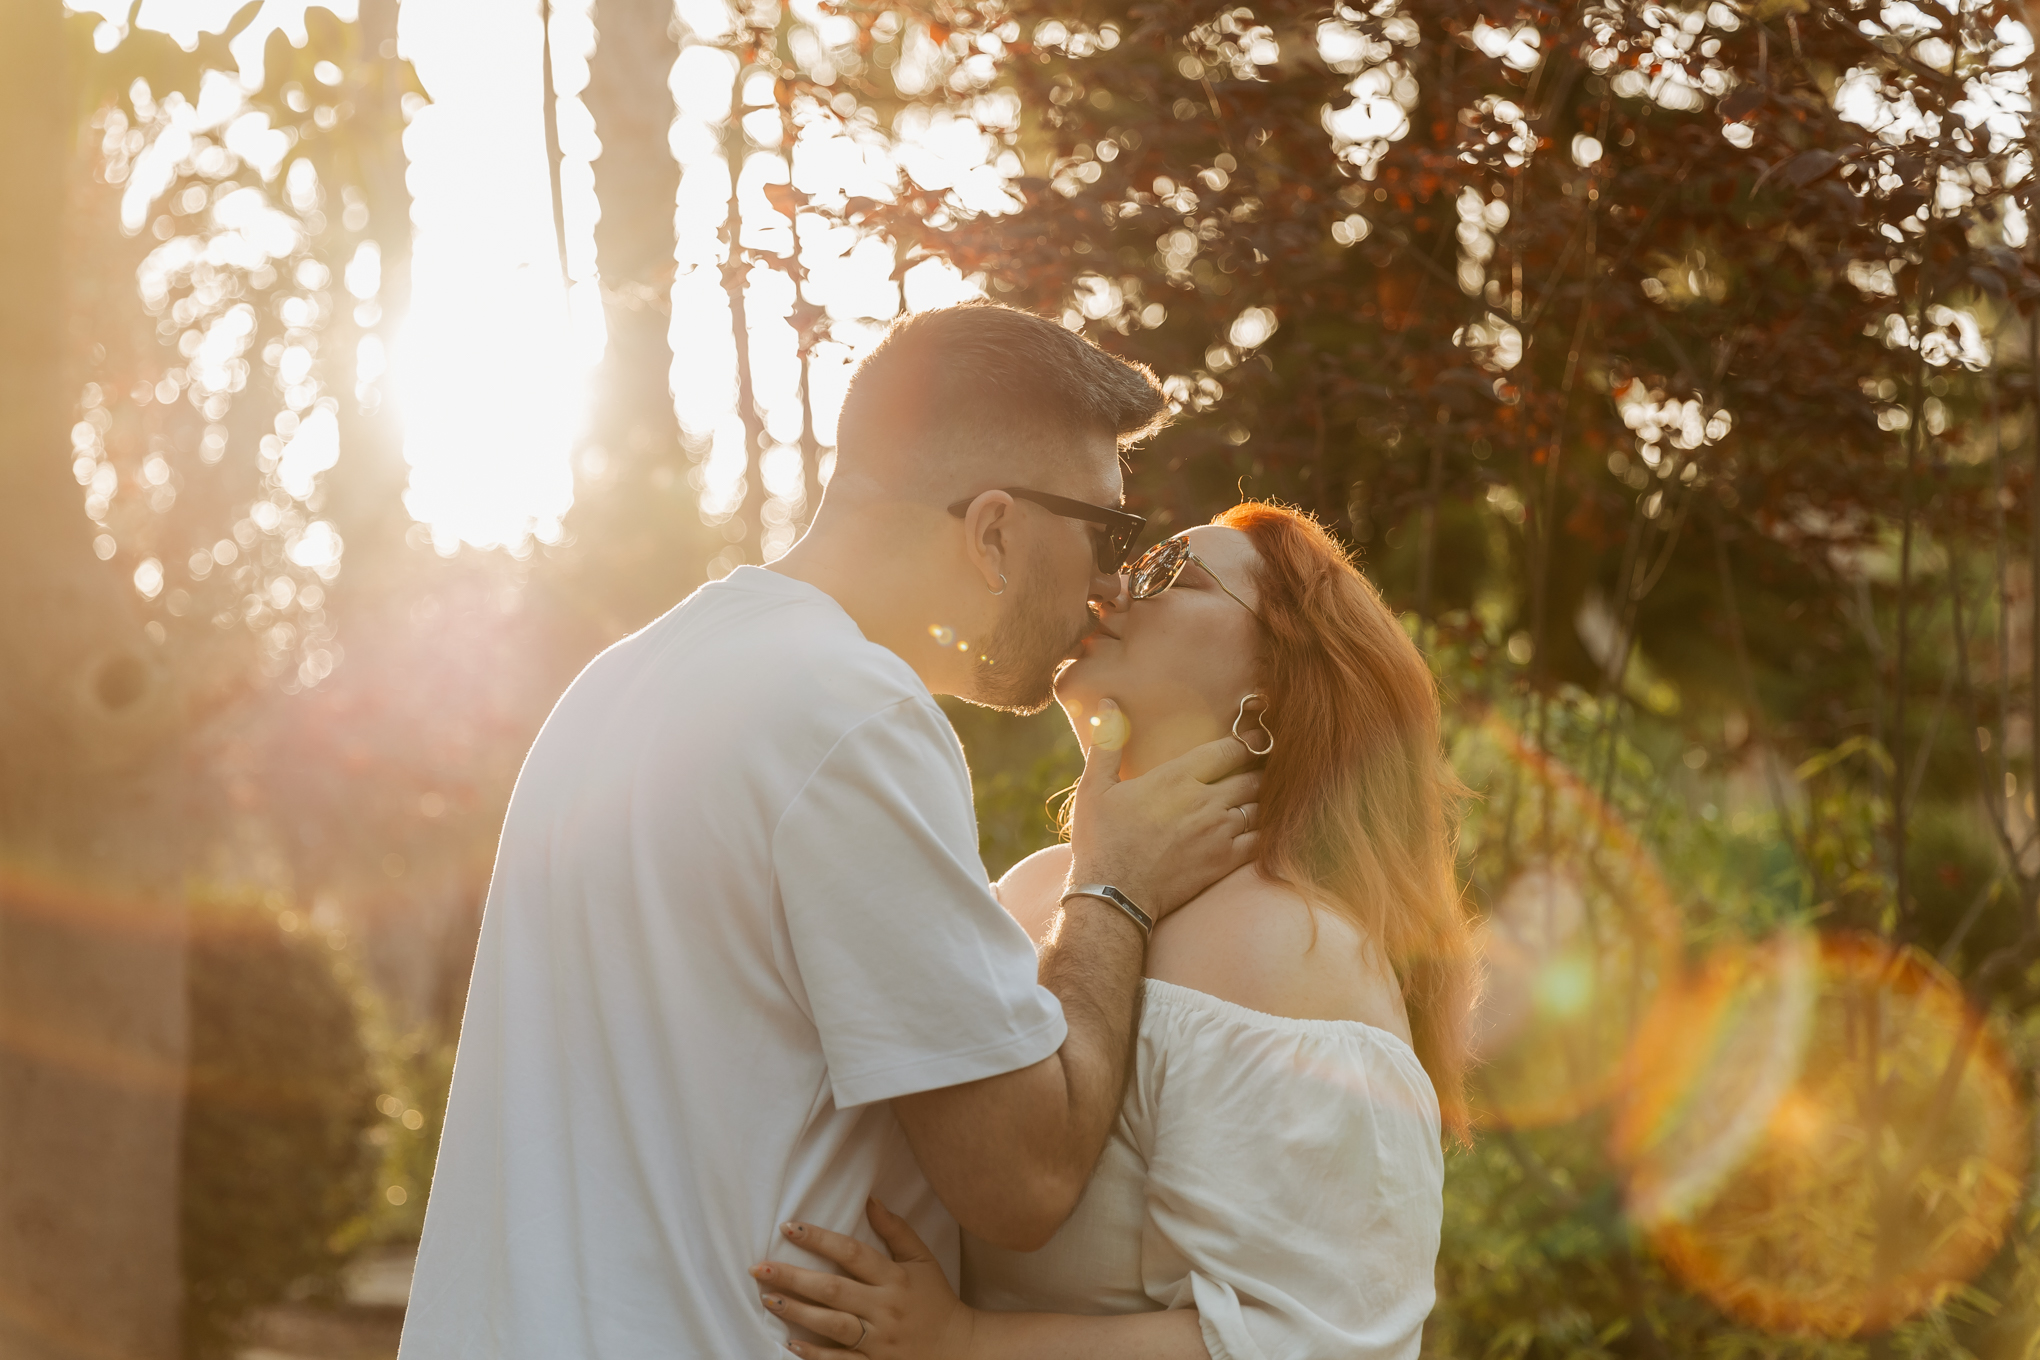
[962, 978, 1444, 1360]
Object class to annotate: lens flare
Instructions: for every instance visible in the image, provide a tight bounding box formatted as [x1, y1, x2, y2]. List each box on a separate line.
[1613, 929, 1821, 1226]
[1087, 706, 1130, 751]
[1457, 714, 1682, 1127]
[1615, 931, 2028, 1337]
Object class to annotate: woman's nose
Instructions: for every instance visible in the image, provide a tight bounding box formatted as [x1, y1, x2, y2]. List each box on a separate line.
[1091, 569, 1131, 614]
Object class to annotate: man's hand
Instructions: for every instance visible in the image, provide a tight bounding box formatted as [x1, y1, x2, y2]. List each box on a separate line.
[1066, 699, 1262, 924]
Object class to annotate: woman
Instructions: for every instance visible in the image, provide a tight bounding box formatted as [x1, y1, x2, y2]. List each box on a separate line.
[750, 502, 1475, 1359]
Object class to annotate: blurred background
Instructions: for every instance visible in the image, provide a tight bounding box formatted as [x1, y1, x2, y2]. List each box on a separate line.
[2, 0, 2038, 1355]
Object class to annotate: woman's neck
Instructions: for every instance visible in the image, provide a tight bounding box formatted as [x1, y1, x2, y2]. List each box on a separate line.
[1110, 702, 1230, 781]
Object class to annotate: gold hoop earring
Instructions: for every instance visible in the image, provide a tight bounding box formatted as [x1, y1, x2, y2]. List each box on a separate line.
[1233, 693, 1275, 756]
[988, 573, 1007, 596]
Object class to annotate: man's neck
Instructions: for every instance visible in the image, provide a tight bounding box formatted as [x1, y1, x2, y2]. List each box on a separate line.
[770, 515, 980, 696]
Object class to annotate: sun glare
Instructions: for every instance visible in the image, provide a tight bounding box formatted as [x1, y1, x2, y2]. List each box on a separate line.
[394, 0, 600, 553]
[93, 0, 1008, 563]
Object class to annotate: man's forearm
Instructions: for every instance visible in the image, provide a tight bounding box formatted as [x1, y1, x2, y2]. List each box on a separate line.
[1034, 895, 1148, 1187]
[965, 1305, 1208, 1360]
[889, 896, 1147, 1249]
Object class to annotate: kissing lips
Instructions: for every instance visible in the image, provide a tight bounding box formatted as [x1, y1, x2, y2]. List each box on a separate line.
[1066, 622, 1118, 661]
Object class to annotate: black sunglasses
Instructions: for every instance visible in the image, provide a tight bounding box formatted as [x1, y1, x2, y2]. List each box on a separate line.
[946, 488, 1148, 575]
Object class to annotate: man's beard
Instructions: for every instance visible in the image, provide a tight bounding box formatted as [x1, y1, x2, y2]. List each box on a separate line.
[966, 561, 1095, 715]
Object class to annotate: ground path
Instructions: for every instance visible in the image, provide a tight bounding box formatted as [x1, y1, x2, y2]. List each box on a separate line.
[237, 1244, 413, 1360]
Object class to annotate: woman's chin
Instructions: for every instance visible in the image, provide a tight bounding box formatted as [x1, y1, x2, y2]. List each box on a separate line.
[1052, 664, 1100, 718]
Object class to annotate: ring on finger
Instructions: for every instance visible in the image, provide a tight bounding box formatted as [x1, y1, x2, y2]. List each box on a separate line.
[855, 1318, 870, 1351]
[1232, 805, 1249, 834]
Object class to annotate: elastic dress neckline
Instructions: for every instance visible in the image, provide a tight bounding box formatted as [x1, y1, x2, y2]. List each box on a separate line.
[1139, 975, 1423, 1061]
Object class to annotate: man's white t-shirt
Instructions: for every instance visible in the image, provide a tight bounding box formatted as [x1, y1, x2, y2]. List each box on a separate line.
[399, 567, 1067, 1359]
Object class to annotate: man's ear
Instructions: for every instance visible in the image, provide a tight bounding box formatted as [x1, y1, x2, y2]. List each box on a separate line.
[961, 490, 1017, 594]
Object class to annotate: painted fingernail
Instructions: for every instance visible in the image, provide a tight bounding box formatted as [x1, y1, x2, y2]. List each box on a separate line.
[782, 1222, 805, 1239]
[764, 1295, 785, 1311]
[754, 1263, 773, 1279]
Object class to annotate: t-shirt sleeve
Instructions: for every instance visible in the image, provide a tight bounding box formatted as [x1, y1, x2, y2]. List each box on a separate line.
[1135, 1006, 1444, 1360]
[773, 697, 1067, 1110]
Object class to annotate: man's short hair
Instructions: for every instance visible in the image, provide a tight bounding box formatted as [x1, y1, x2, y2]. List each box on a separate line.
[833, 302, 1169, 497]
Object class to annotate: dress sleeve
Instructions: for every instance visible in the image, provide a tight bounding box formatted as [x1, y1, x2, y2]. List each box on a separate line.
[773, 697, 1066, 1110]
[1133, 988, 1444, 1360]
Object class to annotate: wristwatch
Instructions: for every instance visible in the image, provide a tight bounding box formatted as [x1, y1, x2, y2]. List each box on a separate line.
[1060, 884, 1153, 937]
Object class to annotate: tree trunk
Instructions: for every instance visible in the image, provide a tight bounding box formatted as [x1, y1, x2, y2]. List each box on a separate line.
[798, 343, 822, 524]
[722, 99, 768, 564]
[0, 6, 186, 1357]
[577, 0, 713, 626]
[328, 0, 418, 577]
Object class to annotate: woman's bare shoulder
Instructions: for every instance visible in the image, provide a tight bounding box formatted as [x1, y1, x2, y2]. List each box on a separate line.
[994, 843, 1074, 948]
[1145, 867, 1412, 1040]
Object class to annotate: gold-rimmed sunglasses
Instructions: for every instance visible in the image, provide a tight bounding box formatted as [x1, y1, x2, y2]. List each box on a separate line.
[1125, 536, 1259, 619]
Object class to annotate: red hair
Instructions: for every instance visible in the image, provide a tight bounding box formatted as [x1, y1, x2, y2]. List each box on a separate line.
[1215, 501, 1477, 1142]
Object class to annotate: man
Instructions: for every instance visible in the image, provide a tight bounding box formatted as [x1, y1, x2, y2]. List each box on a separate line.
[400, 303, 1261, 1357]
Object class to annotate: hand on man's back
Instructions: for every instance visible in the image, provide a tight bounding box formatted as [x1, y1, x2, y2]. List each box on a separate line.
[1065, 700, 1263, 924]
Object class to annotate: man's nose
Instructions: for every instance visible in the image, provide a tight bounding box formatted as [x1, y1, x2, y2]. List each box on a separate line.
[1090, 568, 1130, 613]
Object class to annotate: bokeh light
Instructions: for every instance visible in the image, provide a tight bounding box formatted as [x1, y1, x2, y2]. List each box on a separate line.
[1616, 932, 2028, 1336]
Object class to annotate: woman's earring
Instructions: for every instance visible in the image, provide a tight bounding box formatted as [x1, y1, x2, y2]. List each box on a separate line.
[988, 573, 1008, 596]
[1233, 693, 1275, 757]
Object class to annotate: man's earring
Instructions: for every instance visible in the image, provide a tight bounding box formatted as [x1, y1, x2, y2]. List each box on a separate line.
[988, 573, 1007, 596]
[1233, 693, 1275, 756]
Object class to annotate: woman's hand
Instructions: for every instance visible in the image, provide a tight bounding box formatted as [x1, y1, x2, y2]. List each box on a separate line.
[752, 1198, 977, 1359]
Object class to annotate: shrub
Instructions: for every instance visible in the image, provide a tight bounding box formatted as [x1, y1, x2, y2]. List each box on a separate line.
[180, 891, 379, 1359]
